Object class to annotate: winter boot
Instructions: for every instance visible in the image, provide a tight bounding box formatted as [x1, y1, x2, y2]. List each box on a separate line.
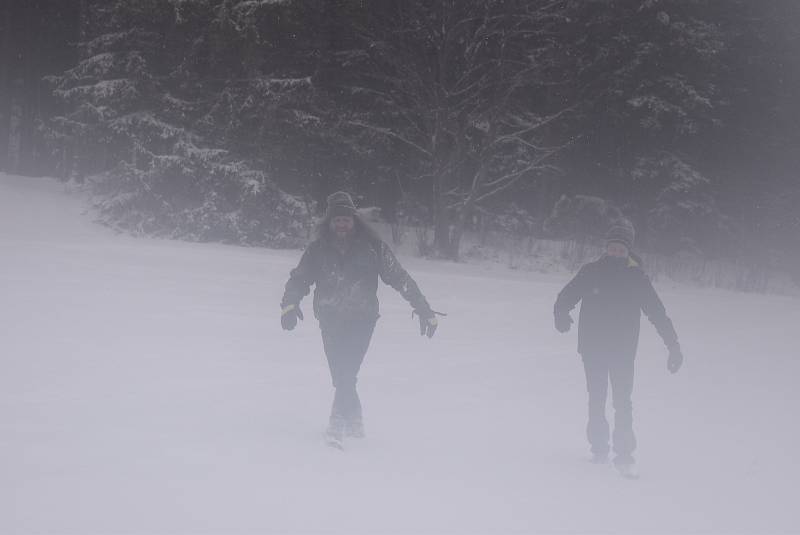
[614, 461, 639, 480]
[325, 418, 345, 450]
[345, 418, 365, 439]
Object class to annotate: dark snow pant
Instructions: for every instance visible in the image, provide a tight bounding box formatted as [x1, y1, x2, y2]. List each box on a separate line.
[320, 318, 376, 429]
[581, 352, 637, 465]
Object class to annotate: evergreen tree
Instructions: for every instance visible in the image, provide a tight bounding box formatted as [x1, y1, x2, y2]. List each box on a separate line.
[46, 0, 311, 246]
[24, 0, 800, 270]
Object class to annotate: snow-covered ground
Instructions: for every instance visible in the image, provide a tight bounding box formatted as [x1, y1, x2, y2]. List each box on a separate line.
[1, 172, 798, 535]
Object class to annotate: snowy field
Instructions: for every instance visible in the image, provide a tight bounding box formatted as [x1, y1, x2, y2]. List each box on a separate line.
[1, 172, 798, 535]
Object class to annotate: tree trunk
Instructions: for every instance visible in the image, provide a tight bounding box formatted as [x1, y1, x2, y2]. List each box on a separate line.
[432, 172, 451, 258]
[0, 0, 14, 172]
[449, 209, 468, 261]
[17, 45, 38, 175]
[13, 0, 35, 175]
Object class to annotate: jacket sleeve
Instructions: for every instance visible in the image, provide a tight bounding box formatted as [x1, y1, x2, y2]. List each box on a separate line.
[554, 265, 591, 318]
[377, 241, 431, 313]
[639, 273, 679, 350]
[281, 243, 319, 308]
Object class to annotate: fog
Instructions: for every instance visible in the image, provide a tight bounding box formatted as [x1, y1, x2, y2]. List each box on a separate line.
[2, 2, 799, 532]
[2, 172, 798, 534]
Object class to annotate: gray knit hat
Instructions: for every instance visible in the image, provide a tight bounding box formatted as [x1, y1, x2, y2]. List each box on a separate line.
[606, 220, 635, 250]
[325, 191, 357, 218]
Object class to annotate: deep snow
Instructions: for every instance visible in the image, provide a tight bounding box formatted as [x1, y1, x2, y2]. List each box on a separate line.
[1, 173, 798, 534]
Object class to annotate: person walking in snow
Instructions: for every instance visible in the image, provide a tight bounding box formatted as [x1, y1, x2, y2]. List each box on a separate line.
[280, 191, 439, 449]
[553, 221, 683, 478]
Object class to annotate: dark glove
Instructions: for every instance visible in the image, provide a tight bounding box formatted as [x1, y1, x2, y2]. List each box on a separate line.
[281, 304, 304, 331]
[667, 345, 683, 374]
[554, 312, 573, 333]
[415, 308, 438, 338]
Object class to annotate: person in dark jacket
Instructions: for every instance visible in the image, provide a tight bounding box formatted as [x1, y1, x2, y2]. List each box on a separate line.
[553, 221, 683, 477]
[281, 191, 438, 449]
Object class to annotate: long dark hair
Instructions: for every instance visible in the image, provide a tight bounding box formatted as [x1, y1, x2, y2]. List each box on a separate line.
[313, 212, 382, 245]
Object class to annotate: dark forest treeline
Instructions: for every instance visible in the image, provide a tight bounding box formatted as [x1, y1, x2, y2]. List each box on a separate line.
[1, 0, 798, 271]
[0, 0, 78, 176]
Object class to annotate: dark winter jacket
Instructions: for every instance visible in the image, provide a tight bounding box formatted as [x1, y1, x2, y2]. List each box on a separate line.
[554, 255, 679, 357]
[281, 227, 431, 326]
